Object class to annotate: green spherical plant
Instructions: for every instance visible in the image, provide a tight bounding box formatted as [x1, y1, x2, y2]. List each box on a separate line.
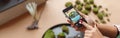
[107, 18, 110, 22]
[93, 4, 97, 8]
[57, 32, 66, 38]
[93, 7, 99, 14]
[97, 12, 104, 20]
[62, 25, 69, 34]
[84, 0, 88, 3]
[85, 4, 91, 11]
[44, 30, 55, 38]
[65, 2, 73, 7]
[76, 4, 83, 11]
[105, 8, 108, 11]
[89, 0, 94, 4]
[100, 11, 106, 16]
[75, 0, 81, 5]
[81, 9, 89, 15]
[98, 5, 102, 8]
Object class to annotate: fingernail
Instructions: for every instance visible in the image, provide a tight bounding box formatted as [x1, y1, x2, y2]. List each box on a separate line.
[79, 20, 82, 24]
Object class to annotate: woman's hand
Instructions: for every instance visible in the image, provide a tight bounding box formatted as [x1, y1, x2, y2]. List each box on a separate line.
[82, 22, 103, 38]
[67, 12, 95, 32]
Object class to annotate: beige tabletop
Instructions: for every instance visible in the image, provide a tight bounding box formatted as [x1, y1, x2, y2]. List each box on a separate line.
[0, 0, 120, 38]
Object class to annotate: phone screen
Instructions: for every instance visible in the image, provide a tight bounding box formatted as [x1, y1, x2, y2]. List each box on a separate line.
[65, 8, 81, 23]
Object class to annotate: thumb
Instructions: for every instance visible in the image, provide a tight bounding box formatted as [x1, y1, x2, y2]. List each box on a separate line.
[82, 22, 93, 30]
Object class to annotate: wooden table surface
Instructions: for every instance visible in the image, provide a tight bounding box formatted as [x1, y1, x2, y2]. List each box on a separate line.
[0, 0, 120, 38]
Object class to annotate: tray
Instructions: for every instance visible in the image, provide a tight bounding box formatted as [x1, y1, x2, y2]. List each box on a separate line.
[42, 23, 84, 38]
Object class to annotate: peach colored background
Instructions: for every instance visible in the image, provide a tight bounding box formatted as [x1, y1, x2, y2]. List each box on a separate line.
[0, 0, 120, 38]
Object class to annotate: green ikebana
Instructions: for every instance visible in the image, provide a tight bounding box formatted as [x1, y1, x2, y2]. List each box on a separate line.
[65, 2, 73, 7]
[62, 25, 69, 34]
[85, 4, 91, 11]
[57, 32, 66, 38]
[76, 4, 83, 11]
[44, 30, 55, 38]
[81, 9, 90, 15]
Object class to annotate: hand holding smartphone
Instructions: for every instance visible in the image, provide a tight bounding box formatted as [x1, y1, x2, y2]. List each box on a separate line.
[63, 6, 87, 28]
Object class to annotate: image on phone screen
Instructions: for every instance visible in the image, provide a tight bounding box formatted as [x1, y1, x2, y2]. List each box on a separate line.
[65, 8, 81, 23]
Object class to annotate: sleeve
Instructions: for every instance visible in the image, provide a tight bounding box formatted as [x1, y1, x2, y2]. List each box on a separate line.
[114, 25, 120, 37]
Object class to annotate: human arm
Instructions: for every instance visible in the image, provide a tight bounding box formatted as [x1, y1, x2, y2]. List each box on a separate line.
[97, 24, 118, 38]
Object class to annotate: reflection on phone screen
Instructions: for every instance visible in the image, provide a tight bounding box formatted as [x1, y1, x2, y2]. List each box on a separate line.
[65, 9, 81, 23]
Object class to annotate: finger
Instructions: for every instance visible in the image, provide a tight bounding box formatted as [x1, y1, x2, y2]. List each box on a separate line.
[84, 37, 90, 38]
[85, 17, 95, 26]
[84, 34, 92, 37]
[94, 24, 97, 29]
[67, 20, 75, 27]
[92, 24, 98, 31]
[79, 26, 86, 32]
[84, 33, 92, 38]
[67, 20, 71, 23]
[82, 22, 93, 30]
[84, 30, 93, 38]
[74, 26, 79, 31]
[85, 30, 92, 34]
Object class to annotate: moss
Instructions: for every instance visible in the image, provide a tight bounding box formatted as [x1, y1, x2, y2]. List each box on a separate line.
[75, 0, 81, 5]
[76, 4, 83, 11]
[65, 2, 73, 7]
[57, 32, 66, 38]
[84, 0, 88, 3]
[81, 10, 89, 15]
[100, 11, 109, 17]
[105, 14, 109, 17]
[93, 7, 99, 14]
[90, 0, 94, 4]
[44, 30, 55, 38]
[93, 4, 97, 8]
[100, 11, 106, 16]
[97, 12, 104, 20]
[88, 0, 94, 4]
[105, 8, 108, 11]
[107, 18, 110, 22]
[85, 4, 91, 11]
[98, 5, 102, 8]
[62, 25, 69, 34]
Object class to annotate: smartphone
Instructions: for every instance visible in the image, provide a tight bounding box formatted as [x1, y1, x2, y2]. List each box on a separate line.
[63, 6, 86, 27]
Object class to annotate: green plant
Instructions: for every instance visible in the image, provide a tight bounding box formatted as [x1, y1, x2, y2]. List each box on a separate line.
[81, 10, 89, 15]
[93, 7, 99, 14]
[89, 0, 94, 4]
[93, 4, 97, 8]
[44, 30, 55, 38]
[84, 0, 88, 3]
[65, 2, 73, 7]
[98, 5, 102, 8]
[75, 0, 81, 5]
[100, 11, 109, 17]
[106, 8, 108, 11]
[62, 25, 69, 34]
[57, 32, 66, 38]
[85, 4, 91, 11]
[76, 4, 83, 11]
[97, 12, 104, 20]
[107, 18, 110, 22]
